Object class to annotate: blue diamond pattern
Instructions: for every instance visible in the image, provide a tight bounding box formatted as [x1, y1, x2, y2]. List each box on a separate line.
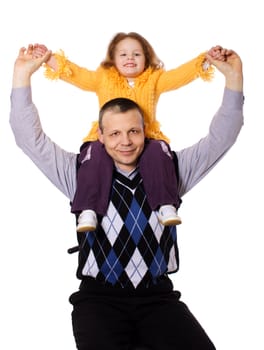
[149, 246, 167, 277]
[100, 250, 123, 284]
[125, 198, 148, 244]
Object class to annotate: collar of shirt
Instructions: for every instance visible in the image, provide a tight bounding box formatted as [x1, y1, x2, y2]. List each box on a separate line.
[115, 166, 139, 180]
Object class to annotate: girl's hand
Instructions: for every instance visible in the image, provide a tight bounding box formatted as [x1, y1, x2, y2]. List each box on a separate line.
[32, 44, 49, 59]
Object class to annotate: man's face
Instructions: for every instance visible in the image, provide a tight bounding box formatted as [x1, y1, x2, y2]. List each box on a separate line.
[98, 109, 145, 172]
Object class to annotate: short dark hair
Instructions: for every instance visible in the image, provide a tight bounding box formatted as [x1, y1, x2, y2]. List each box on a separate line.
[99, 98, 144, 132]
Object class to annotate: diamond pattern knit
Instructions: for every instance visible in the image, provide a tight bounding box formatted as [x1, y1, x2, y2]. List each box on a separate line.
[77, 171, 179, 288]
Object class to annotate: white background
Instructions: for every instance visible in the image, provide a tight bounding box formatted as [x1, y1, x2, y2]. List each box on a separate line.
[1, 0, 263, 349]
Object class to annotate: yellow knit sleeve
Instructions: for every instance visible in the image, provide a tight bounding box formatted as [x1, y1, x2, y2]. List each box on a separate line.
[44, 50, 99, 92]
[156, 52, 214, 93]
[43, 50, 72, 80]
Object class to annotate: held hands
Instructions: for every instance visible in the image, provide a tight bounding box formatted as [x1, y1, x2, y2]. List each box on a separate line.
[12, 44, 52, 88]
[33, 43, 57, 70]
[13, 43, 242, 92]
[206, 46, 243, 91]
[32, 44, 50, 58]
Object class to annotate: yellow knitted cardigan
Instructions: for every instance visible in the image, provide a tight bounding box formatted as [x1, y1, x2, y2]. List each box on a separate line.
[44, 51, 214, 143]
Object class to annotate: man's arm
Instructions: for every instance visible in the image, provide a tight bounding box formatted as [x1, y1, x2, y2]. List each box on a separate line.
[12, 45, 51, 88]
[177, 49, 244, 197]
[10, 45, 78, 201]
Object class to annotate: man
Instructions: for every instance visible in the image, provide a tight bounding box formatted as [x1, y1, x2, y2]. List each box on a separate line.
[10, 45, 244, 350]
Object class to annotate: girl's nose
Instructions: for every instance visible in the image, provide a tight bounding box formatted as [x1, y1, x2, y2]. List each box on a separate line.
[127, 53, 134, 60]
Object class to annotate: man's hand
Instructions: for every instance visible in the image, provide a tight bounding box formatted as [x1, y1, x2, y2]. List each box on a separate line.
[206, 47, 243, 92]
[12, 44, 51, 88]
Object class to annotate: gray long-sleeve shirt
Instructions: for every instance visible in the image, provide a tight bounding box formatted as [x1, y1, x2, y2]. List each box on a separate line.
[9, 87, 244, 203]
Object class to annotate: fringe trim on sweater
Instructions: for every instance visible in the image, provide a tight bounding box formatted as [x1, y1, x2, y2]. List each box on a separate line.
[196, 52, 214, 81]
[44, 50, 72, 80]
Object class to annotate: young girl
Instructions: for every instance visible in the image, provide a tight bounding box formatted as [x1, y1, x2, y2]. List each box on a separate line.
[33, 32, 217, 232]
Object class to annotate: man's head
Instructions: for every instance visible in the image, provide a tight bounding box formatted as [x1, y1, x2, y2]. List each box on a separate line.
[98, 98, 145, 172]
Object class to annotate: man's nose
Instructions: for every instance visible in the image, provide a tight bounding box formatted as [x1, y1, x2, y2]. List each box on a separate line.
[121, 133, 131, 145]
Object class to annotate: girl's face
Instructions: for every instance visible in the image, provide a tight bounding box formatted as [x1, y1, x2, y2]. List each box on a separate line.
[113, 38, 146, 80]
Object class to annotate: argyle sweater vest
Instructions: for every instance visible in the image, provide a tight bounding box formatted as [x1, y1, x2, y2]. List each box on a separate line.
[75, 169, 180, 289]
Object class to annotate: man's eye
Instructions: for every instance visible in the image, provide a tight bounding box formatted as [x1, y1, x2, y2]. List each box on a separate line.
[110, 132, 119, 137]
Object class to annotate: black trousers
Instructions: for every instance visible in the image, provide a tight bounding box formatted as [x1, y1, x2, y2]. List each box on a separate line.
[69, 277, 216, 350]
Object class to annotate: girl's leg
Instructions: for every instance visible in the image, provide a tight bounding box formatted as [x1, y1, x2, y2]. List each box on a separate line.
[71, 141, 114, 216]
[138, 140, 181, 211]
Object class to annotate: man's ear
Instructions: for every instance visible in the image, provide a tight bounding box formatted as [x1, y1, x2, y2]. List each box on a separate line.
[97, 128, 104, 144]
